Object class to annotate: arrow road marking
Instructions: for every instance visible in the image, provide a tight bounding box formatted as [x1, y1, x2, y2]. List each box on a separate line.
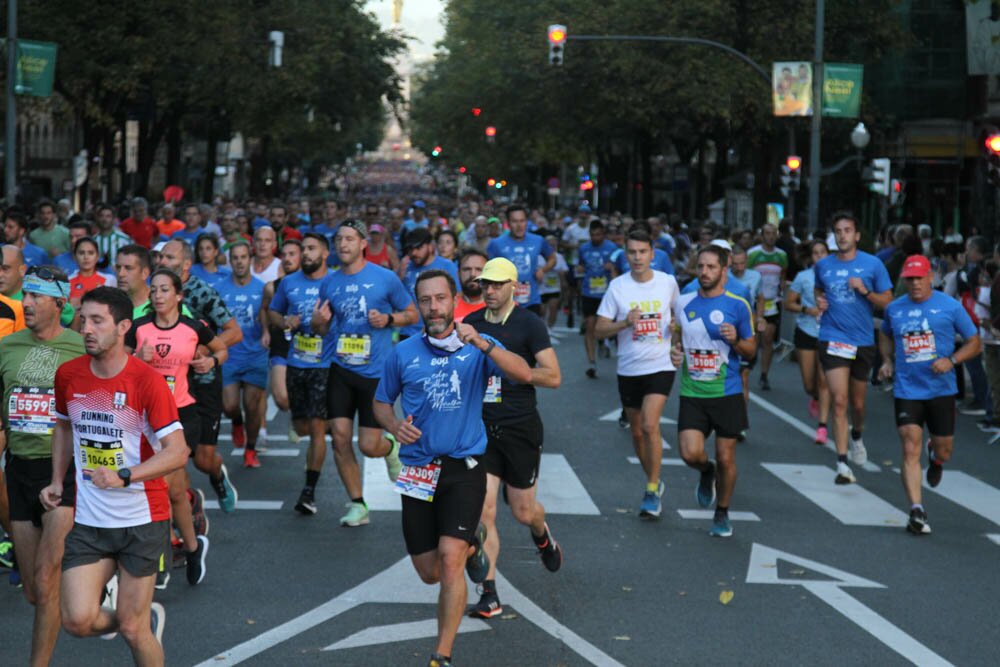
[323, 618, 490, 651]
[747, 543, 953, 667]
[676, 509, 760, 521]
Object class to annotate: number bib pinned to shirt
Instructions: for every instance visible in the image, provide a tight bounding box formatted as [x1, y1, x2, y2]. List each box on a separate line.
[293, 333, 323, 364]
[588, 276, 608, 294]
[543, 273, 559, 289]
[764, 298, 778, 317]
[826, 341, 858, 360]
[394, 461, 442, 502]
[484, 375, 502, 403]
[165, 375, 176, 394]
[633, 313, 663, 343]
[336, 334, 372, 365]
[514, 282, 531, 304]
[7, 387, 56, 435]
[80, 439, 125, 482]
[687, 349, 722, 381]
[902, 330, 936, 363]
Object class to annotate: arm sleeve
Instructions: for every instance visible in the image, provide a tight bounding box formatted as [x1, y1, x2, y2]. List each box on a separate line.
[53, 365, 69, 419]
[486, 239, 499, 258]
[880, 310, 894, 335]
[736, 298, 755, 339]
[207, 291, 234, 329]
[789, 271, 806, 295]
[374, 350, 402, 404]
[540, 239, 553, 259]
[194, 319, 216, 346]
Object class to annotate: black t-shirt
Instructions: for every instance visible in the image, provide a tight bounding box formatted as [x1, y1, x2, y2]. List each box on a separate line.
[464, 306, 551, 425]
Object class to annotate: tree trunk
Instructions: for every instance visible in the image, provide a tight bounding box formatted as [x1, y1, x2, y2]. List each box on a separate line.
[166, 116, 181, 187]
[202, 126, 218, 201]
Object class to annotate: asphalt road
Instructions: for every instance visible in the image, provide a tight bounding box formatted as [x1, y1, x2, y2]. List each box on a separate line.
[3, 319, 1000, 666]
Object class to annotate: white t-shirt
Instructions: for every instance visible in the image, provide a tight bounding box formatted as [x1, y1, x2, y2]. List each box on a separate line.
[252, 256, 281, 283]
[597, 270, 679, 376]
[540, 253, 568, 295]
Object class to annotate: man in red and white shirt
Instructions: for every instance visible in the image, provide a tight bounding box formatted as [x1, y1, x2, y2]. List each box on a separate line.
[41, 286, 188, 664]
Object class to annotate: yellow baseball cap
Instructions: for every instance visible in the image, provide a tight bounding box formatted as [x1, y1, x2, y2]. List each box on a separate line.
[477, 257, 519, 283]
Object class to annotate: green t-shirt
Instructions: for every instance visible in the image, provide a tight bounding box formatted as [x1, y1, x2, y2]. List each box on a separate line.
[0, 328, 85, 458]
[28, 224, 71, 256]
[134, 301, 194, 319]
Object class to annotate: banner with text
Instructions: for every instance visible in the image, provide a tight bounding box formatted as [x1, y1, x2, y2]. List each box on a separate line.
[822, 63, 863, 118]
[15, 40, 58, 97]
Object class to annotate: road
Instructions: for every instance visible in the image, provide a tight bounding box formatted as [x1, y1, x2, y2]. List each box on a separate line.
[3, 320, 999, 666]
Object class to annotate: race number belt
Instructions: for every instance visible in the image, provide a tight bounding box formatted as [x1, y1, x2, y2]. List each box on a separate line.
[826, 341, 858, 360]
[79, 438, 125, 482]
[687, 349, 722, 381]
[336, 334, 372, 365]
[588, 276, 608, 294]
[902, 330, 936, 363]
[394, 460, 442, 502]
[764, 298, 778, 316]
[7, 386, 56, 435]
[293, 333, 323, 364]
[484, 375, 502, 403]
[514, 282, 531, 304]
[633, 313, 663, 342]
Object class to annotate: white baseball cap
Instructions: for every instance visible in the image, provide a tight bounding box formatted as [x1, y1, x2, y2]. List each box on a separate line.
[709, 239, 732, 251]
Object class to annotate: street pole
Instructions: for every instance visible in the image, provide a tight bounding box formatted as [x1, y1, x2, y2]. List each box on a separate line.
[5, 0, 16, 206]
[806, 0, 824, 235]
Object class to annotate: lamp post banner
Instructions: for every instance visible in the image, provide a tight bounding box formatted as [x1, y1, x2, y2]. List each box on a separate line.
[822, 63, 863, 118]
[15, 39, 57, 97]
[772, 61, 812, 117]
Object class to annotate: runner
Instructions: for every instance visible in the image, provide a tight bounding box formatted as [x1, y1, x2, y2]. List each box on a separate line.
[671, 244, 756, 537]
[785, 239, 832, 443]
[261, 240, 302, 419]
[312, 220, 417, 526]
[539, 235, 568, 330]
[251, 226, 282, 282]
[453, 249, 487, 323]
[191, 234, 232, 287]
[68, 237, 118, 306]
[878, 255, 981, 534]
[578, 220, 617, 379]
[0, 267, 84, 665]
[595, 229, 680, 518]
[42, 287, 188, 663]
[365, 223, 398, 270]
[486, 205, 555, 316]
[464, 258, 563, 619]
[267, 233, 338, 515]
[747, 224, 789, 390]
[214, 242, 268, 468]
[115, 245, 155, 317]
[814, 212, 893, 484]
[399, 228, 459, 340]
[373, 269, 532, 667]
[729, 245, 763, 407]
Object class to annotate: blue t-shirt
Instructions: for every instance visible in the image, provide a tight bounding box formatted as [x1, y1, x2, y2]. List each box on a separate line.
[22, 242, 48, 267]
[815, 251, 892, 346]
[674, 290, 755, 398]
[487, 233, 553, 307]
[881, 291, 977, 400]
[375, 334, 501, 466]
[190, 263, 232, 288]
[215, 275, 267, 366]
[578, 240, 618, 298]
[789, 267, 819, 338]
[170, 228, 203, 247]
[682, 270, 752, 304]
[401, 256, 460, 337]
[268, 270, 336, 368]
[732, 269, 762, 311]
[324, 262, 414, 378]
[252, 216, 272, 230]
[53, 251, 77, 275]
[613, 248, 674, 276]
[656, 234, 676, 257]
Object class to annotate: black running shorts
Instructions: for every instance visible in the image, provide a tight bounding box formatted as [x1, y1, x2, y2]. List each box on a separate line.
[794, 328, 818, 351]
[818, 341, 877, 382]
[286, 366, 329, 420]
[894, 396, 955, 437]
[6, 455, 74, 527]
[189, 373, 223, 446]
[401, 456, 486, 556]
[677, 394, 748, 440]
[327, 363, 380, 428]
[63, 520, 170, 578]
[617, 371, 675, 410]
[482, 414, 544, 489]
[581, 296, 602, 318]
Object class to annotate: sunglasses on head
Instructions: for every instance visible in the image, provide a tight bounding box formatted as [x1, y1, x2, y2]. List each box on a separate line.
[26, 266, 68, 298]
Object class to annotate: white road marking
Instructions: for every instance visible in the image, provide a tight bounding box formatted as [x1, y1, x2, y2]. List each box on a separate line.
[365, 453, 600, 515]
[676, 509, 760, 521]
[196, 556, 624, 667]
[627, 456, 686, 466]
[762, 463, 906, 527]
[323, 618, 490, 651]
[924, 470, 1000, 527]
[598, 408, 676, 425]
[986, 534, 1000, 547]
[748, 392, 880, 473]
[229, 448, 299, 457]
[747, 543, 953, 667]
[203, 500, 283, 511]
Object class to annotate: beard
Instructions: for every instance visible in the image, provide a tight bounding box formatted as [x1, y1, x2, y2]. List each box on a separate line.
[301, 257, 323, 274]
[462, 280, 482, 298]
[698, 275, 722, 291]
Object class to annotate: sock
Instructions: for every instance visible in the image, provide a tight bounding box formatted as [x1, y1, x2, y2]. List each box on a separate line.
[245, 440, 256, 451]
[818, 422, 827, 429]
[210, 473, 225, 496]
[305, 469, 320, 491]
[232, 414, 243, 427]
[701, 460, 715, 475]
[646, 481, 660, 493]
[760, 373, 768, 380]
[851, 429, 862, 441]
[351, 496, 367, 507]
[837, 454, 848, 464]
[531, 525, 549, 545]
[911, 503, 925, 512]
[482, 579, 496, 594]
[714, 506, 729, 520]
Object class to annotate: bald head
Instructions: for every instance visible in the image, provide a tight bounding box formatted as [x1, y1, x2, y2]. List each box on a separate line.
[158, 239, 194, 279]
[0, 245, 25, 295]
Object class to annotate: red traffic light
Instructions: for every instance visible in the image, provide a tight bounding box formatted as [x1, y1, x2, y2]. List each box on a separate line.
[485, 126, 497, 137]
[487, 178, 496, 187]
[786, 155, 802, 171]
[892, 180, 902, 193]
[458, 166, 467, 174]
[471, 107, 482, 117]
[548, 26, 567, 45]
[986, 134, 1000, 155]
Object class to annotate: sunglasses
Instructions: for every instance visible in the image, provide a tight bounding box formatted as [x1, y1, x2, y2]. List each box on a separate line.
[26, 266, 68, 298]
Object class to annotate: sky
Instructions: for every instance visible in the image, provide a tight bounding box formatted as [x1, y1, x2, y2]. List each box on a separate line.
[367, 0, 446, 62]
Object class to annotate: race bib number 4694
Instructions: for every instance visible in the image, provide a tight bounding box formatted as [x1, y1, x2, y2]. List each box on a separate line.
[903, 330, 936, 363]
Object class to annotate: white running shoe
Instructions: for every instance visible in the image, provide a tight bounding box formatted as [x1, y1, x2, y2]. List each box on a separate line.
[835, 461, 856, 485]
[100, 573, 119, 640]
[150, 601, 166, 644]
[849, 436, 868, 465]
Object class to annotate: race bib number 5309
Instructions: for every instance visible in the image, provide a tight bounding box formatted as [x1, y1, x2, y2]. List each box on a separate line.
[394, 462, 442, 502]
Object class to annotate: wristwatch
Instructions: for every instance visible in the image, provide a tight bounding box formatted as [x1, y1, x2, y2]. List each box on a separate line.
[117, 468, 132, 486]
[949, 355, 958, 366]
[387, 313, 394, 326]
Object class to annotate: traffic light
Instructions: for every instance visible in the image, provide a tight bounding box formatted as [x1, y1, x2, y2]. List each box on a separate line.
[487, 178, 496, 187]
[431, 145, 442, 157]
[548, 24, 567, 66]
[868, 157, 891, 196]
[889, 179, 905, 206]
[471, 107, 481, 117]
[485, 126, 496, 144]
[984, 130, 1000, 187]
[779, 156, 801, 200]
[458, 166, 466, 174]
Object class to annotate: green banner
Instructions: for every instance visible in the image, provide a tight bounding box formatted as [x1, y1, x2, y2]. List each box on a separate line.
[15, 40, 58, 97]
[822, 63, 863, 118]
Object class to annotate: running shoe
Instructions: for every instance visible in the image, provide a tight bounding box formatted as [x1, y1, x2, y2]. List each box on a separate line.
[737, 429, 748, 443]
[340, 501, 370, 527]
[259, 426, 269, 447]
[710, 513, 733, 538]
[289, 430, 301, 445]
[232, 423, 246, 448]
[384, 434, 402, 482]
[468, 589, 503, 618]
[814, 426, 828, 445]
[849, 435, 868, 465]
[639, 481, 664, 519]
[466, 523, 490, 583]
[585, 367, 597, 379]
[217, 464, 238, 513]
[835, 461, 856, 485]
[0, 539, 13, 568]
[186, 535, 209, 586]
[534, 523, 563, 572]
[906, 508, 932, 535]
[101, 574, 120, 639]
[295, 487, 317, 515]
[428, 653, 452, 667]
[617, 409, 629, 429]
[926, 443, 943, 488]
[190, 488, 209, 536]
[696, 461, 717, 509]
[959, 406, 986, 416]
[150, 602, 166, 645]
[758, 375, 771, 391]
[977, 419, 1000, 433]
[600, 342, 611, 359]
[155, 569, 170, 590]
[808, 398, 819, 420]
[9, 567, 21, 588]
[243, 449, 261, 469]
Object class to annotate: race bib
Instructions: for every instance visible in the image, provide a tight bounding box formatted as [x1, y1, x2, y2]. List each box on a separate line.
[687, 349, 722, 381]
[764, 299, 778, 316]
[336, 334, 371, 365]
[902, 330, 936, 363]
[588, 276, 608, 294]
[633, 313, 663, 343]
[484, 375, 502, 403]
[514, 282, 531, 304]
[543, 273, 559, 289]
[293, 334, 323, 364]
[7, 387, 55, 435]
[394, 462, 442, 502]
[827, 341, 858, 360]
[165, 375, 176, 394]
[80, 439, 125, 483]
[574, 264, 585, 277]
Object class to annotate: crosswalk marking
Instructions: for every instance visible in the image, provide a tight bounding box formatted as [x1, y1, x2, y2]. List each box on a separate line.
[677, 509, 760, 521]
[598, 408, 676, 425]
[986, 534, 1000, 547]
[230, 448, 300, 457]
[627, 456, 686, 467]
[762, 463, 907, 527]
[364, 453, 600, 515]
[925, 470, 1000, 527]
[204, 500, 284, 511]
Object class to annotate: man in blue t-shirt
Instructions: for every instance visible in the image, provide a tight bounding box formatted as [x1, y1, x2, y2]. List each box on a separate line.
[814, 212, 893, 485]
[878, 255, 980, 536]
[373, 269, 531, 667]
[578, 220, 618, 377]
[312, 220, 418, 528]
[399, 227, 459, 339]
[486, 205, 555, 315]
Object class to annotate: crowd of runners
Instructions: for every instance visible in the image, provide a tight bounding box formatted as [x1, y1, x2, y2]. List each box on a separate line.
[0, 159, 991, 666]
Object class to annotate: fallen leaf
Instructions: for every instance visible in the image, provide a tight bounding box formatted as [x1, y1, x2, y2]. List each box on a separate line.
[677, 591, 687, 596]
[790, 569, 806, 575]
[622, 586, 633, 592]
[719, 590, 735, 605]
[761, 563, 777, 568]
[501, 613, 518, 620]
[614, 635, 631, 641]
[882, 460, 893, 466]
[615, 508, 629, 514]
[246, 619, 256, 625]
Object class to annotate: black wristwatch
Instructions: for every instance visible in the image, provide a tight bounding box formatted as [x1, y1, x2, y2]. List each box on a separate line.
[118, 468, 132, 486]
[387, 313, 394, 326]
